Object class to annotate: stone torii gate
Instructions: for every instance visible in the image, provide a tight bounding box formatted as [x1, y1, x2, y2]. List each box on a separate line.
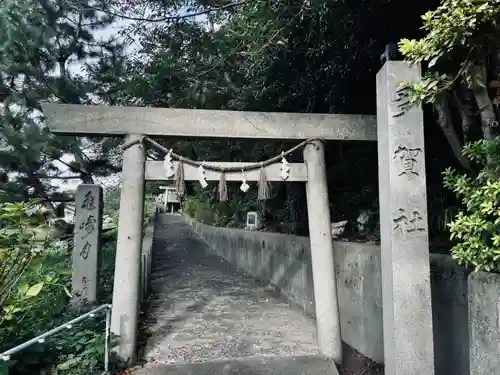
[157, 185, 180, 213]
[43, 62, 435, 375]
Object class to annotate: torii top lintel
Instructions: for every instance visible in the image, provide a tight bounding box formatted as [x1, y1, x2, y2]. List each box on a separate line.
[41, 103, 377, 141]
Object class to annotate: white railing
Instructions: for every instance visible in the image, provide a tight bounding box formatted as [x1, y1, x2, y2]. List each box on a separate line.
[0, 304, 112, 375]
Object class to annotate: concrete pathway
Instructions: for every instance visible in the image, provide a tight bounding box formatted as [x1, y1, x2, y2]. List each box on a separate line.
[140, 214, 321, 366]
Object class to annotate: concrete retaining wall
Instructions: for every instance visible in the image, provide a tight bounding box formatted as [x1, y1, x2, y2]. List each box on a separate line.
[140, 210, 156, 302]
[468, 272, 500, 375]
[184, 216, 471, 375]
[430, 255, 470, 375]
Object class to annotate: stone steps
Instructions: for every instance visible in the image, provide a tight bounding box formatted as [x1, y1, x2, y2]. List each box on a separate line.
[130, 355, 339, 375]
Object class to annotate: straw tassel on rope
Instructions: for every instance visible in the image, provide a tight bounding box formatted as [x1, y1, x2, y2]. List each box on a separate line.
[218, 171, 228, 201]
[175, 161, 186, 197]
[257, 165, 270, 200]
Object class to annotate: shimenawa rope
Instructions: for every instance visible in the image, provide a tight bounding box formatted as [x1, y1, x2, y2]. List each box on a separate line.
[121, 135, 323, 200]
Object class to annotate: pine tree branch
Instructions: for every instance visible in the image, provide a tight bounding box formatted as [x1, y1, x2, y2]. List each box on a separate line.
[42, 152, 92, 181]
[40, 175, 82, 180]
[66, 0, 246, 23]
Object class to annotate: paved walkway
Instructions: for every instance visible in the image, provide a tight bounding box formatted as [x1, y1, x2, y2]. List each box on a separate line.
[141, 215, 320, 365]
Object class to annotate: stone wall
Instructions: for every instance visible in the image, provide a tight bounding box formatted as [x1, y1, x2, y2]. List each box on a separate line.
[184, 216, 470, 375]
[468, 272, 500, 375]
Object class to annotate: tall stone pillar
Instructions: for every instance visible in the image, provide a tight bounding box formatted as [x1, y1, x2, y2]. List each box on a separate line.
[303, 140, 342, 364]
[111, 133, 146, 364]
[376, 61, 435, 374]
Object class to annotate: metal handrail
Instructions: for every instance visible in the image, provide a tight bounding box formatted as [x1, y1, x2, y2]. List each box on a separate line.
[0, 304, 112, 375]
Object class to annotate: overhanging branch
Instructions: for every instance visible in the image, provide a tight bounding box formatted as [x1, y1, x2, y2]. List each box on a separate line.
[434, 97, 472, 171]
[66, 0, 246, 23]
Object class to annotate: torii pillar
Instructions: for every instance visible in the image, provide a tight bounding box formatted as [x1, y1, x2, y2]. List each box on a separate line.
[304, 140, 342, 362]
[111, 134, 146, 362]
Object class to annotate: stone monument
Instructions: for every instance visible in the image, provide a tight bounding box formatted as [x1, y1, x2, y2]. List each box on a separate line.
[245, 211, 262, 230]
[72, 184, 103, 304]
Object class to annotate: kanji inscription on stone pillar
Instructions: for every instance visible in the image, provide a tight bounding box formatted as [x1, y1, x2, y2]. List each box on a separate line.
[72, 184, 103, 304]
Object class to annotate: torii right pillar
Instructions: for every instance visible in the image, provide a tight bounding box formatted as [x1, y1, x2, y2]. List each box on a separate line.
[377, 61, 435, 375]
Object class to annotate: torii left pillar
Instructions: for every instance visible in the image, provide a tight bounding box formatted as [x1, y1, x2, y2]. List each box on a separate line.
[111, 133, 146, 363]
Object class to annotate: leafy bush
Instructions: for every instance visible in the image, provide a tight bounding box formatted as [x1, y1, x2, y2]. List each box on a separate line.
[103, 192, 156, 240]
[182, 193, 262, 228]
[444, 139, 500, 272]
[0, 201, 117, 375]
[143, 193, 156, 225]
[183, 196, 215, 224]
[45, 242, 117, 375]
[0, 202, 70, 334]
[0, 202, 71, 372]
[0, 193, 157, 374]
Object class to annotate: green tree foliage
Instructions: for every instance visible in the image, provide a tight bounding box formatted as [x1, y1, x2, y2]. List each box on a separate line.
[0, 201, 61, 311]
[397, 0, 500, 268]
[0, 194, 167, 373]
[399, 0, 500, 170]
[119, 0, 439, 113]
[0, 0, 468, 233]
[0, 0, 124, 204]
[113, 0, 442, 234]
[444, 139, 500, 272]
[0, 200, 112, 375]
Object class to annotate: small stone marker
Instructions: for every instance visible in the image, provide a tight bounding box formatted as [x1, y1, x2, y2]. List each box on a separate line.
[72, 184, 103, 304]
[377, 61, 435, 374]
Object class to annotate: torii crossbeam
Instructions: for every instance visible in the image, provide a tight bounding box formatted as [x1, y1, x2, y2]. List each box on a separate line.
[42, 103, 377, 140]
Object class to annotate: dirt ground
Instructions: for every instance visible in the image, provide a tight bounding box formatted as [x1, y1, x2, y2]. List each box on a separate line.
[338, 343, 384, 375]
